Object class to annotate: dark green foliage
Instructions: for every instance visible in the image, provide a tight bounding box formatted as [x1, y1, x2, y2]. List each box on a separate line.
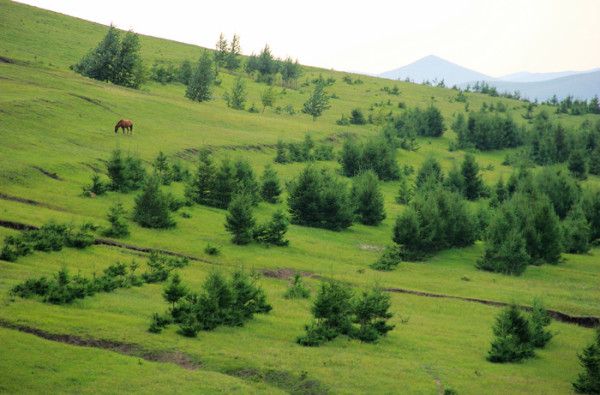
[297, 281, 353, 346]
[177, 60, 193, 85]
[582, 188, 600, 241]
[569, 149, 588, 180]
[141, 252, 188, 283]
[529, 299, 552, 348]
[487, 305, 534, 363]
[246, 45, 280, 84]
[287, 166, 353, 231]
[302, 82, 330, 121]
[573, 328, 600, 394]
[133, 177, 175, 229]
[153, 151, 173, 185]
[284, 273, 310, 299]
[163, 273, 187, 308]
[461, 153, 486, 200]
[274, 135, 333, 164]
[185, 149, 215, 205]
[350, 108, 366, 125]
[103, 202, 129, 238]
[260, 86, 276, 112]
[106, 149, 146, 192]
[224, 76, 247, 110]
[458, 110, 521, 150]
[82, 174, 108, 197]
[225, 193, 256, 245]
[370, 245, 402, 271]
[154, 270, 271, 337]
[280, 57, 301, 87]
[73, 26, 144, 88]
[534, 168, 580, 219]
[148, 312, 171, 333]
[204, 243, 221, 256]
[297, 282, 394, 346]
[260, 165, 281, 203]
[340, 137, 399, 181]
[352, 171, 386, 225]
[393, 187, 476, 260]
[209, 157, 236, 209]
[490, 177, 508, 207]
[253, 210, 289, 246]
[352, 287, 395, 342]
[396, 172, 413, 205]
[562, 204, 591, 254]
[186, 51, 215, 102]
[415, 156, 444, 189]
[393, 105, 445, 141]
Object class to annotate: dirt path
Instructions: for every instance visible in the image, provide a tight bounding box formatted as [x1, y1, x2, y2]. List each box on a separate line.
[0, 219, 598, 329]
[0, 319, 200, 370]
[0, 192, 67, 212]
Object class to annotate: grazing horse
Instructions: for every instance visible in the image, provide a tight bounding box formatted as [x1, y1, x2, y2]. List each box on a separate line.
[114, 119, 134, 134]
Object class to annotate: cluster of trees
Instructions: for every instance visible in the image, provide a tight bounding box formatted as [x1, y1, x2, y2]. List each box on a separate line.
[1, 222, 95, 262]
[487, 301, 552, 363]
[185, 150, 268, 209]
[149, 270, 271, 337]
[214, 33, 242, 72]
[542, 95, 600, 116]
[340, 137, 399, 181]
[73, 26, 144, 88]
[479, 168, 599, 275]
[392, 106, 445, 145]
[297, 281, 394, 346]
[225, 194, 289, 246]
[245, 46, 302, 86]
[274, 134, 334, 164]
[149, 60, 193, 85]
[452, 110, 523, 151]
[337, 108, 367, 125]
[11, 253, 187, 305]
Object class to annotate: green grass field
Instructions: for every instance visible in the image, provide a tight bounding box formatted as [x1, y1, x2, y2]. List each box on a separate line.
[1, 1, 599, 393]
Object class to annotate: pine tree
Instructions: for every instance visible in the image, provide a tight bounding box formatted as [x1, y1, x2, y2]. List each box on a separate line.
[103, 202, 130, 238]
[302, 81, 330, 121]
[234, 159, 260, 205]
[186, 149, 215, 205]
[163, 273, 187, 308]
[573, 328, 600, 394]
[340, 138, 361, 177]
[113, 31, 144, 88]
[260, 86, 276, 112]
[461, 153, 485, 200]
[107, 149, 127, 191]
[569, 149, 588, 180]
[529, 298, 552, 348]
[186, 51, 215, 102]
[225, 34, 241, 71]
[260, 164, 281, 203]
[582, 188, 600, 241]
[133, 177, 175, 229]
[212, 159, 236, 209]
[562, 204, 591, 254]
[589, 146, 600, 176]
[253, 210, 289, 246]
[214, 33, 228, 70]
[153, 151, 172, 185]
[353, 287, 395, 343]
[225, 76, 247, 110]
[352, 171, 386, 226]
[396, 172, 413, 205]
[274, 140, 288, 163]
[225, 194, 256, 245]
[487, 305, 535, 363]
[415, 157, 444, 189]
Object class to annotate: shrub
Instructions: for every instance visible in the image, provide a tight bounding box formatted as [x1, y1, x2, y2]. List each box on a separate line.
[352, 171, 386, 226]
[529, 299, 552, 348]
[133, 177, 175, 229]
[370, 245, 402, 271]
[350, 108, 366, 125]
[106, 149, 146, 192]
[352, 287, 394, 343]
[225, 193, 256, 245]
[260, 164, 281, 203]
[284, 273, 310, 299]
[82, 174, 108, 197]
[253, 210, 289, 246]
[204, 243, 221, 256]
[103, 202, 129, 238]
[340, 137, 399, 181]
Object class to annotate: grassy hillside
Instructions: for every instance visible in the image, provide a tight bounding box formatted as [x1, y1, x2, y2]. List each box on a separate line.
[1, 1, 599, 393]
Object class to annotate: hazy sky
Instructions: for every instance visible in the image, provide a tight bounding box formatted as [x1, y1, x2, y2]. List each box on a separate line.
[16, 0, 600, 76]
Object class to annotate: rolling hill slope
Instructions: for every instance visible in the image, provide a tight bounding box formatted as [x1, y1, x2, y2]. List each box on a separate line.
[1, 1, 600, 394]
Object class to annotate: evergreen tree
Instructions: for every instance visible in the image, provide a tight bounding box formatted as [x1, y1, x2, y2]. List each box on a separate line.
[225, 193, 256, 245]
[487, 305, 535, 363]
[490, 177, 508, 207]
[260, 164, 281, 203]
[225, 76, 247, 110]
[415, 157, 444, 188]
[212, 159, 236, 209]
[569, 149, 588, 180]
[153, 151, 172, 185]
[253, 210, 289, 246]
[133, 177, 175, 229]
[163, 273, 187, 308]
[562, 204, 591, 254]
[107, 149, 127, 191]
[234, 159, 260, 205]
[186, 51, 215, 102]
[177, 60, 193, 85]
[186, 149, 216, 206]
[284, 273, 310, 299]
[582, 188, 600, 241]
[103, 202, 129, 238]
[274, 140, 288, 163]
[113, 31, 144, 88]
[302, 82, 330, 121]
[589, 146, 600, 176]
[444, 165, 465, 195]
[352, 171, 386, 226]
[73, 25, 120, 83]
[281, 57, 301, 87]
[478, 225, 529, 275]
[461, 153, 485, 200]
[340, 138, 361, 177]
[260, 86, 276, 112]
[573, 328, 600, 394]
[214, 33, 228, 70]
[225, 34, 241, 71]
[529, 299, 552, 348]
[423, 105, 445, 137]
[396, 172, 413, 205]
[353, 287, 395, 343]
[534, 168, 580, 219]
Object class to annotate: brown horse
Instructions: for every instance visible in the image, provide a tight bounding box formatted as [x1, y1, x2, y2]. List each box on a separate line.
[114, 119, 134, 134]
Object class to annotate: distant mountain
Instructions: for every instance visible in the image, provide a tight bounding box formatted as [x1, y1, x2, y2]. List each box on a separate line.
[468, 71, 600, 101]
[379, 55, 491, 87]
[499, 68, 600, 83]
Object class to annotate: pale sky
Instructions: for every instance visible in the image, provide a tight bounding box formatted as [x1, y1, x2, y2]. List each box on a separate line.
[15, 0, 600, 77]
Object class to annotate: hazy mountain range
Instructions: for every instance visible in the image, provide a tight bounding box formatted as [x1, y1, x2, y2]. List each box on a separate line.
[379, 55, 600, 101]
